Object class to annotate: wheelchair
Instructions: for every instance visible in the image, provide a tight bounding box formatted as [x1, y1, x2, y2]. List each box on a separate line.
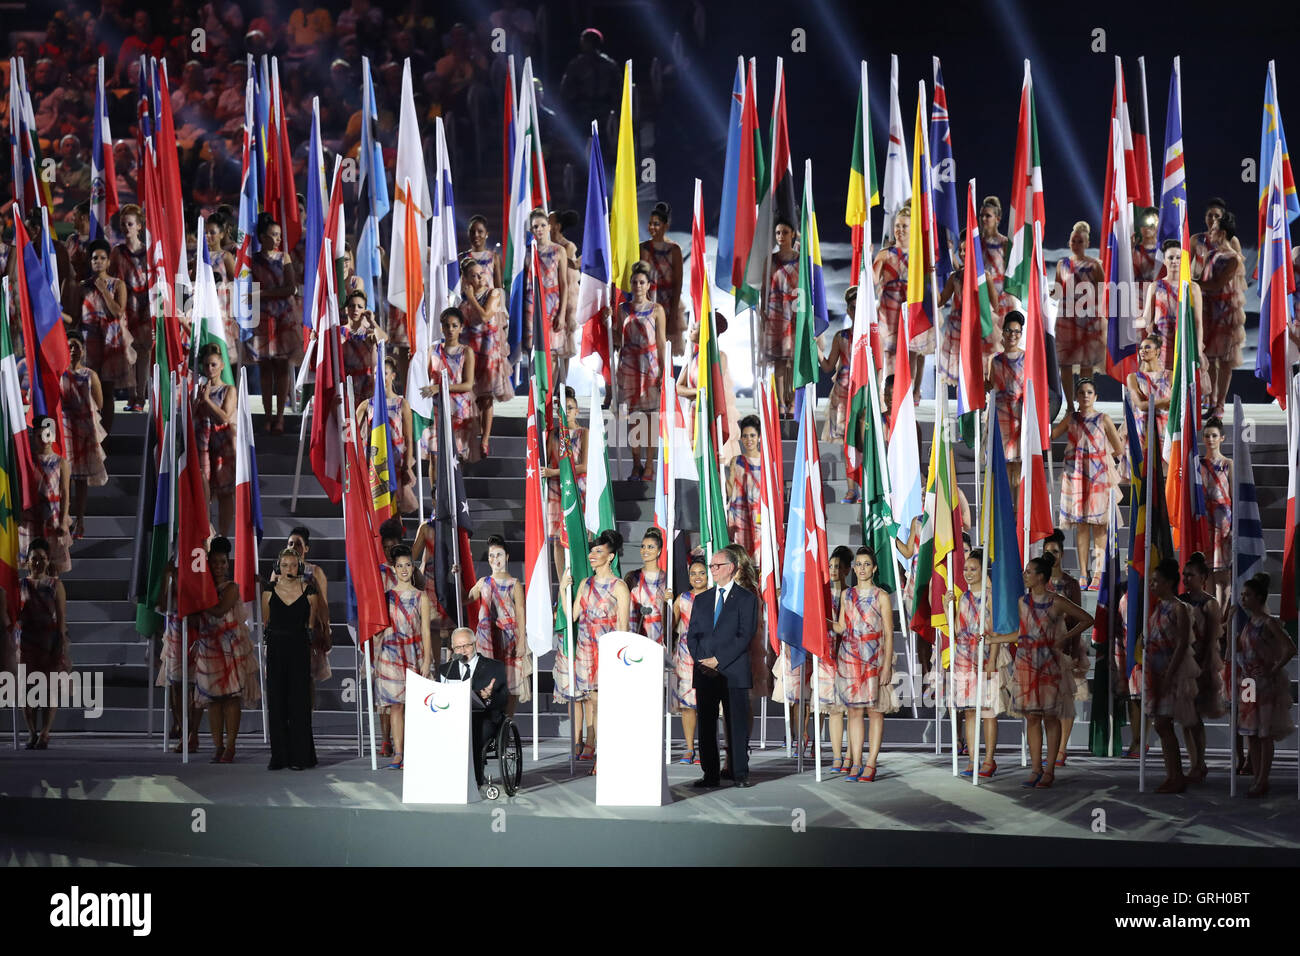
[479, 716, 523, 800]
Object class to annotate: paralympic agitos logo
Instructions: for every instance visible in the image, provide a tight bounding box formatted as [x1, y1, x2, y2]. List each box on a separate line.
[422, 692, 451, 713]
[616, 645, 643, 666]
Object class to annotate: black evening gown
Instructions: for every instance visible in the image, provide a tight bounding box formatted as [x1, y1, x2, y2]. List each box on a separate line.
[266, 589, 317, 769]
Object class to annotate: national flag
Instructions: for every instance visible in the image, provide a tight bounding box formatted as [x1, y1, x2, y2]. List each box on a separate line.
[1021, 223, 1059, 447]
[516, 57, 551, 212]
[1103, 111, 1140, 383]
[845, 187, 881, 486]
[296, 159, 345, 389]
[1231, 395, 1265, 601]
[266, 58, 301, 254]
[610, 60, 640, 294]
[792, 160, 830, 390]
[411, 117, 459, 440]
[1005, 61, 1044, 302]
[741, 57, 793, 312]
[958, 181, 993, 427]
[8, 58, 53, 216]
[233, 367, 263, 605]
[192, 215, 234, 384]
[386, 59, 431, 313]
[930, 58, 960, 287]
[691, 180, 731, 554]
[504, 127, 533, 365]
[1132, 57, 1155, 207]
[716, 57, 759, 293]
[431, 116, 460, 307]
[529, 242, 555, 415]
[135, 372, 174, 635]
[1108, 57, 1143, 219]
[759, 376, 785, 558]
[887, 308, 923, 538]
[343, 429, 391, 644]
[368, 342, 397, 524]
[356, 57, 390, 314]
[175, 383, 218, 617]
[758, 376, 785, 651]
[503, 56, 516, 256]
[400, 177, 431, 438]
[905, 85, 937, 339]
[776, 397, 830, 668]
[882, 54, 911, 238]
[1019, 378, 1053, 555]
[856, 350, 898, 596]
[576, 122, 613, 389]
[1165, 206, 1210, 563]
[1257, 139, 1297, 407]
[233, 75, 260, 334]
[911, 390, 962, 641]
[0, 283, 34, 622]
[524, 372, 552, 658]
[38, 208, 61, 320]
[1283, 374, 1300, 634]
[984, 411, 1023, 635]
[1258, 61, 1299, 260]
[431, 372, 477, 625]
[1091, 491, 1124, 683]
[253, 56, 270, 206]
[845, 60, 880, 282]
[153, 61, 188, 300]
[301, 99, 326, 330]
[13, 218, 69, 452]
[1125, 393, 1175, 674]
[90, 58, 119, 240]
[657, 372, 700, 538]
[1157, 58, 1186, 247]
[584, 388, 615, 539]
[553, 395, 592, 643]
[308, 237, 344, 502]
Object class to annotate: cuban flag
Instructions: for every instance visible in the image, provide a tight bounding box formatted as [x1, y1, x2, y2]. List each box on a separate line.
[90, 57, 118, 241]
[233, 367, 263, 604]
[1157, 58, 1186, 247]
[1256, 138, 1297, 407]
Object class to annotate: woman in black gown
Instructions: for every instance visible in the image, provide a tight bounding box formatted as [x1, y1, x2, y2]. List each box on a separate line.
[262, 548, 326, 770]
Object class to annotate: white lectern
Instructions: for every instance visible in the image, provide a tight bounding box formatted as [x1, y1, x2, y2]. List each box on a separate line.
[402, 670, 481, 805]
[595, 631, 672, 806]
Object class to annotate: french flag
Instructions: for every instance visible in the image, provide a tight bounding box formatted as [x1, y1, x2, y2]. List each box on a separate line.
[233, 367, 263, 604]
[577, 122, 613, 389]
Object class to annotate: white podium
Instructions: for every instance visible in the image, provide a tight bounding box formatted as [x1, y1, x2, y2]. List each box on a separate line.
[595, 631, 672, 806]
[402, 670, 481, 805]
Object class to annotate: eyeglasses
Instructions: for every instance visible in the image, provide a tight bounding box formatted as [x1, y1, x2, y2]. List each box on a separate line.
[708, 562, 730, 569]
[451, 643, 475, 651]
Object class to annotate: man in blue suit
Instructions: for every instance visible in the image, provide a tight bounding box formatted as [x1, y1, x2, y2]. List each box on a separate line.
[686, 549, 759, 789]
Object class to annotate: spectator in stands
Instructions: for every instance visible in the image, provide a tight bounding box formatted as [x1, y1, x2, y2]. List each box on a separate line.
[193, 135, 241, 210]
[117, 9, 167, 83]
[54, 134, 91, 210]
[66, 202, 91, 282]
[194, 536, 261, 763]
[19, 538, 70, 751]
[60, 332, 108, 543]
[286, 2, 333, 58]
[336, 0, 385, 54]
[435, 22, 488, 109]
[38, 16, 74, 70]
[562, 27, 620, 125]
[489, 0, 537, 59]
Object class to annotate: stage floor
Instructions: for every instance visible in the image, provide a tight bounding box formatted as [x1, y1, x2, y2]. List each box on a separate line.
[2, 737, 1298, 866]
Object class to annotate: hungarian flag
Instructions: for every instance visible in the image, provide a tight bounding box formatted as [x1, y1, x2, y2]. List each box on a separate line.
[776, 396, 830, 668]
[691, 180, 730, 555]
[343, 432, 390, 644]
[1019, 379, 1054, 555]
[1157, 58, 1186, 247]
[911, 391, 962, 643]
[1256, 138, 1297, 407]
[13, 217, 69, 453]
[930, 58, 960, 288]
[1164, 211, 1210, 563]
[308, 237, 344, 502]
[609, 60, 640, 294]
[192, 216, 234, 384]
[958, 181, 993, 427]
[1257, 61, 1299, 264]
[1005, 60, 1044, 302]
[175, 384, 218, 617]
[368, 342, 397, 524]
[844, 60, 879, 283]
[90, 57, 118, 240]
[524, 370, 552, 659]
[233, 367, 263, 605]
[1103, 111, 1139, 383]
[716, 57, 759, 293]
[792, 160, 830, 392]
[576, 122, 613, 389]
[905, 87, 937, 339]
[983, 412, 1023, 636]
[882, 54, 911, 238]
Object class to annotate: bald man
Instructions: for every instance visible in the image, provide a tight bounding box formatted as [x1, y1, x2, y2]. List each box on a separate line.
[439, 627, 508, 786]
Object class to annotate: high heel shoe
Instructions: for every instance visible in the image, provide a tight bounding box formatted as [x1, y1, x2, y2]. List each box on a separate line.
[978, 760, 998, 778]
[828, 758, 846, 774]
[385, 752, 404, 770]
[1035, 771, 1055, 789]
[678, 750, 696, 764]
[578, 744, 596, 760]
[858, 765, 877, 782]
[959, 765, 975, 778]
[845, 764, 864, 781]
[1021, 771, 1044, 788]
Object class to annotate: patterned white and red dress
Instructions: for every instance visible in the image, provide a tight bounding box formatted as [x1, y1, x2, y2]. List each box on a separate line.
[429, 344, 476, 461]
[989, 350, 1024, 462]
[671, 591, 697, 712]
[359, 394, 418, 515]
[250, 251, 303, 362]
[951, 588, 1001, 716]
[1048, 575, 1089, 710]
[61, 367, 108, 486]
[1181, 590, 1227, 720]
[1058, 411, 1115, 527]
[1132, 243, 1161, 305]
[464, 289, 513, 402]
[617, 300, 661, 412]
[80, 275, 134, 385]
[193, 583, 260, 705]
[1143, 597, 1200, 725]
[836, 585, 897, 711]
[764, 253, 799, 362]
[644, 240, 681, 339]
[1200, 247, 1246, 367]
[22, 453, 70, 573]
[195, 384, 236, 498]
[726, 455, 762, 567]
[1237, 614, 1295, 740]
[825, 329, 852, 439]
[303, 560, 331, 682]
[1011, 593, 1062, 716]
[376, 588, 424, 705]
[1200, 455, 1232, 571]
[112, 241, 150, 374]
[553, 575, 618, 702]
[938, 270, 963, 386]
[523, 242, 562, 355]
[1055, 255, 1105, 366]
[1147, 278, 1179, 372]
[474, 575, 532, 700]
[876, 245, 908, 357]
[1132, 368, 1171, 464]
[627, 568, 667, 646]
[340, 322, 377, 403]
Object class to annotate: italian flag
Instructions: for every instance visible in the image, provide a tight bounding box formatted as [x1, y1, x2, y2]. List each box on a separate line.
[1005, 60, 1044, 302]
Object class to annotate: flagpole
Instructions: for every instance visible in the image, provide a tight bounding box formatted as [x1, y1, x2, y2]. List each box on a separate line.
[256, 582, 267, 742]
[1138, 384, 1155, 794]
[181, 618, 189, 765]
[665, 346, 674, 766]
[566, 549, 576, 778]
[1021, 388, 1032, 768]
[441, 366, 464, 626]
[1229, 398, 1238, 798]
[975, 492, 990, 786]
[290, 402, 310, 512]
[416, 442, 425, 529]
[129, 386, 154, 601]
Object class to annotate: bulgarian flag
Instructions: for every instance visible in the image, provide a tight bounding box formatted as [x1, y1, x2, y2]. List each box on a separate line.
[233, 367, 263, 604]
[192, 215, 234, 385]
[1005, 60, 1044, 302]
[524, 370, 552, 659]
[691, 179, 730, 557]
[844, 60, 879, 299]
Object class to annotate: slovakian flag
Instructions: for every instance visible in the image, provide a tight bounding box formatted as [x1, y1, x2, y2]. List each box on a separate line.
[90, 56, 118, 241]
[930, 58, 960, 288]
[1256, 138, 1297, 407]
[233, 367, 263, 605]
[1019, 378, 1053, 556]
[1258, 61, 1299, 263]
[576, 122, 613, 389]
[882, 54, 911, 238]
[776, 395, 831, 669]
[13, 217, 69, 453]
[716, 56, 759, 293]
[1005, 60, 1044, 302]
[1103, 110, 1139, 383]
[1157, 58, 1187, 247]
[175, 381, 218, 617]
[984, 411, 1023, 636]
[844, 59, 879, 286]
[524, 370, 552, 658]
[1132, 57, 1156, 208]
[958, 181, 993, 425]
[905, 84, 937, 339]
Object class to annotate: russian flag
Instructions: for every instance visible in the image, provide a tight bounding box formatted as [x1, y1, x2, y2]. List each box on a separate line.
[13, 218, 68, 452]
[233, 367, 263, 604]
[577, 122, 612, 388]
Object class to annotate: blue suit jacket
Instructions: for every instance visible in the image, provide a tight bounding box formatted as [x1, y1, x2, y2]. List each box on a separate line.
[686, 584, 758, 690]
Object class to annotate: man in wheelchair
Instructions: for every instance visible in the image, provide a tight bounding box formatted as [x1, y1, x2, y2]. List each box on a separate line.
[439, 628, 509, 787]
